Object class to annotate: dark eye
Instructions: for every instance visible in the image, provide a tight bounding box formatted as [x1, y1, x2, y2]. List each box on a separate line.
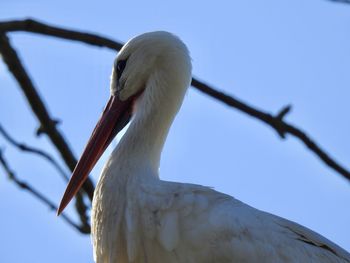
[116, 59, 127, 80]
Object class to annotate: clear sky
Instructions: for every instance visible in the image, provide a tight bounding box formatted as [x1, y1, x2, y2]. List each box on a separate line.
[0, 0, 349, 262]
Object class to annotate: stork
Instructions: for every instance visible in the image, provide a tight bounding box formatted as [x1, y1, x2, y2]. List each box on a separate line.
[58, 32, 350, 263]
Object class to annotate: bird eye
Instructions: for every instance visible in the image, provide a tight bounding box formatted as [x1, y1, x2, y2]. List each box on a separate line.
[116, 59, 127, 80]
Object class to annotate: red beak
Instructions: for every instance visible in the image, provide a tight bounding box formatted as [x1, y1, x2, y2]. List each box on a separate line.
[57, 95, 133, 215]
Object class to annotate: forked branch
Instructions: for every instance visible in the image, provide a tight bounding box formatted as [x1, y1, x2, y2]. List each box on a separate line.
[0, 149, 90, 233]
[0, 124, 69, 181]
[0, 33, 92, 233]
[192, 79, 350, 181]
[0, 33, 95, 200]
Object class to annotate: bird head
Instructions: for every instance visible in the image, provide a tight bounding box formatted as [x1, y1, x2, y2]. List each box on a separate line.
[57, 31, 191, 215]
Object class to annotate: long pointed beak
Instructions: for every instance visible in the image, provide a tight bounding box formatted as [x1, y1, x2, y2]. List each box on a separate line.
[57, 95, 133, 215]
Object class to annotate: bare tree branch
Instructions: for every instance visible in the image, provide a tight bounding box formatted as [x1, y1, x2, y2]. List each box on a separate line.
[328, 0, 350, 4]
[0, 18, 348, 183]
[0, 18, 123, 50]
[192, 79, 350, 182]
[0, 33, 95, 200]
[0, 123, 69, 181]
[0, 33, 92, 233]
[0, 149, 90, 233]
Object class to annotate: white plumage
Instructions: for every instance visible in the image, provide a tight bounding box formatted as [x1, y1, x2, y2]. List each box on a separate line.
[59, 31, 350, 263]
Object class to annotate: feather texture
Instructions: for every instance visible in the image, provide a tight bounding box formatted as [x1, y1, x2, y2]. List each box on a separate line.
[93, 175, 350, 263]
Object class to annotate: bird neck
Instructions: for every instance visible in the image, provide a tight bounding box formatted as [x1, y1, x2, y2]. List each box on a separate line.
[113, 71, 187, 177]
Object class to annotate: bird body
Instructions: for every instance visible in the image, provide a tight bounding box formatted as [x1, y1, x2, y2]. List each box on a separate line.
[93, 170, 350, 263]
[58, 31, 350, 263]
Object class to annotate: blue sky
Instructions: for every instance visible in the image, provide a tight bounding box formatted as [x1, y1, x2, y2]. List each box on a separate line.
[1, 0, 350, 262]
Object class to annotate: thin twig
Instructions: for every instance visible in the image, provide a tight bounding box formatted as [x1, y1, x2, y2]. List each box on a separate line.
[0, 149, 90, 233]
[0, 124, 69, 181]
[0, 18, 348, 183]
[0, 33, 95, 200]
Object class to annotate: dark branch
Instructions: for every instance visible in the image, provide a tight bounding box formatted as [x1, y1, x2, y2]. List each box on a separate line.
[0, 33, 95, 200]
[0, 123, 69, 181]
[0, 18, 123, 50]
[328, 0, 350, 4]
[0, 149, 90, 234]
[192, 79, 350, 181]
[0, 33, 92, 233]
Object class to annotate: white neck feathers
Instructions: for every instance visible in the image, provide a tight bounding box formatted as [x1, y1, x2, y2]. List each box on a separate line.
[113, 65, 190, 176]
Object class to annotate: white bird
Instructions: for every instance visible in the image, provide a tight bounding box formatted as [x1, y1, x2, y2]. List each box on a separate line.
[58, 31, 350, 263]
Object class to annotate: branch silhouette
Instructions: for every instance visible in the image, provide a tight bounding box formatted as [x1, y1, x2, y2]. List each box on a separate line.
[0, 33, 92, 232]
[0, 34, 95, 198]
[192, 79, 350, 181]
[0, 18, 349, 233]
[0, 149, 90, 233]
[0, 124, 69, 181]
[328, 0, 350, 4]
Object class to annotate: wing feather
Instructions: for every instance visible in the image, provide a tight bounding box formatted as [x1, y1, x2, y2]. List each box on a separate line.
[135, 179, 350, 263]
